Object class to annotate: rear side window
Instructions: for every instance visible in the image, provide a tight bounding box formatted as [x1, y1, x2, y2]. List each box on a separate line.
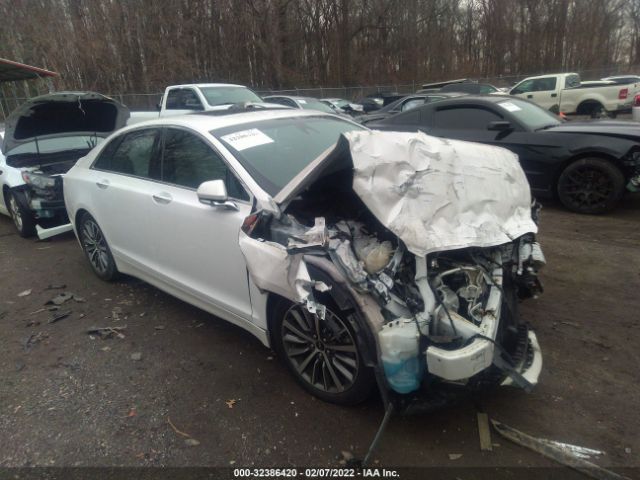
[161, 128, 249, 200]
[93, 128, 160, 178]
[434, 107, 502, 129]
[165, 88, 203, 110]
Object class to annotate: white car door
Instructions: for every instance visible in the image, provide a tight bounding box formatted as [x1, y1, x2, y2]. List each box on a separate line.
[144, 126, 253, 320]
[511, 77, 559, 111]
[85, 127, 163, 272]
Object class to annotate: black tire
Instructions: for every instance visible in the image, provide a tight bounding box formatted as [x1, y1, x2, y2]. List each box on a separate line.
[78, 212, 119, 281]
[7, 191, 37, 238]
[557, 158, 625, 214]
[271, 297, 375, 405]
[590, 104, 607, 119]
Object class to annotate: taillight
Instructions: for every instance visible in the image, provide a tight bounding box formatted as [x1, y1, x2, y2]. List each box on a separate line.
[634, 94, 640, 107]
[241, 213, 260, 235]
[619, 88, 628, 100]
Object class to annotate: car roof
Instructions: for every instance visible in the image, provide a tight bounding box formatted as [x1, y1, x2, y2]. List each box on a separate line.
[264, 95, 319, 101]
[169, 83, 246, 89]
[117, 108, 335, 134]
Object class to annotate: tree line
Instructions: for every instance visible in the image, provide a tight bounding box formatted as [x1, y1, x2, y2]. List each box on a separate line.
[1, 0, 640, 96]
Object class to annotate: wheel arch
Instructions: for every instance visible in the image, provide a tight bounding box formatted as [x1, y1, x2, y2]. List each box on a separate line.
[575, 99, 605, 115]
[553, 151, 623, 197]
[264, 263, 379, 368]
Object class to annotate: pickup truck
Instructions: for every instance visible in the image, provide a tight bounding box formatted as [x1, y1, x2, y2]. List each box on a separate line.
[508, 73, 639, 117]
[128, 83, 274, 124]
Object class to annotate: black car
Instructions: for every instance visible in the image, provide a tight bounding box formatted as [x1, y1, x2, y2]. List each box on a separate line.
[357, 92, 464, 125]
[368, 95, 640, 214]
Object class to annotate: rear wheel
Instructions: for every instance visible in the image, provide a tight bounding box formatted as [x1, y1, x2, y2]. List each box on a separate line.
[78, 213, 119, 281]
[271, 298, 375, 405]
[8, 191, 36, 238]
[557, 158, 625, 214]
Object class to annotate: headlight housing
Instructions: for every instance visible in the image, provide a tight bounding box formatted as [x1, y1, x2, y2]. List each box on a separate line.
[22, 171, 57, 189]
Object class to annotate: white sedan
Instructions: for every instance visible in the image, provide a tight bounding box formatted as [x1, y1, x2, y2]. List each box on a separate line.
[64, 109, 544, 407]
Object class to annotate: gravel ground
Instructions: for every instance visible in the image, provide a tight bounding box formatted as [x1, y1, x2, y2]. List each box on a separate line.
[0, 196, 639, 478]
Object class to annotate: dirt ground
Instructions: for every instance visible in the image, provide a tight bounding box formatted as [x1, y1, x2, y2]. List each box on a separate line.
[0, 195, 639, 478]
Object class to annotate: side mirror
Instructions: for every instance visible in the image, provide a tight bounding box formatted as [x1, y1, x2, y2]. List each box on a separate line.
[197, 180, 238, 210]
[156, 102, 162, 111]
[488, 120, 513, 131]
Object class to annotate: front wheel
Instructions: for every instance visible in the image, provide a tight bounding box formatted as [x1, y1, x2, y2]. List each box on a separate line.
[8, 191, 36, 238]
[78, 213, 119, 281]
[271, 299, 375, 405]
[557, 158, 625, 214]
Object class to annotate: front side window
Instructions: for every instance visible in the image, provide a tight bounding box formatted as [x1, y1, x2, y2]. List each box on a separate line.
[532, 77, 557, 92]
[433, 107, 502, 129]
[511, 79, 534, 95]
[161, 128, 248, 200]
[93, 128, 159, 178]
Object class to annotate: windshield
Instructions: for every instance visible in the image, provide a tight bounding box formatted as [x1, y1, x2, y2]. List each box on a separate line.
[298, 98, 335, 114]
[213, 116, 364, 196]
[496, 99, 561, 131]
[200, 87, 263, 106]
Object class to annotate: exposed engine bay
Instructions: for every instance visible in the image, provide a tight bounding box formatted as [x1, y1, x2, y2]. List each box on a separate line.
[240, 130, 545, 407]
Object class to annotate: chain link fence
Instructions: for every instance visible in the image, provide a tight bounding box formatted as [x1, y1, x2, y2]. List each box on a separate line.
[2, 65, 640, 122]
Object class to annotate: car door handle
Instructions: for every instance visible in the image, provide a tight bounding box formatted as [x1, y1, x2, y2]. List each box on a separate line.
[527, 94, 533, 99]
[551, 93, 558, 98]
[96, 179, 110, 189]
[0, 169, 3, 175]
[152, 193, 172, 205]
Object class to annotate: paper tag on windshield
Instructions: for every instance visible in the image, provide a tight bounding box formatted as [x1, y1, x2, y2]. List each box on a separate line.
[221, 129, 274, 151]
[499, 102, 521, 112]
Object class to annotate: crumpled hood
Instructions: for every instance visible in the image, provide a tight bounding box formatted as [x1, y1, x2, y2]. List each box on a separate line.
[348, 131, 537, 256]
[3, 92, 130, 153]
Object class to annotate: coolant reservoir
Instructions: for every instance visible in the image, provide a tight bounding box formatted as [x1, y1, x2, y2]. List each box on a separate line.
[378, 319, 424, 394]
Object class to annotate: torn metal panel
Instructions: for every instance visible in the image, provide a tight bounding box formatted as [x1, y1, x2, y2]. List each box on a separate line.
[347, 130, 538, 257]
[239, 231, 313, 303]
[492, 420, 629, 480]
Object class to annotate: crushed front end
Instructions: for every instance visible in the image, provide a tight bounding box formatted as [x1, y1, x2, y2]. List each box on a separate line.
[240, 130, 546, 411]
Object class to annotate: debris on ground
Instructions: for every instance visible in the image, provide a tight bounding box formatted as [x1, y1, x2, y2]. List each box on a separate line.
[45, 284, 66, 290]
[184, 438, 200, 447]
[45, 292, 75, 306]
[448, 453, 463, 460]
[130, 352, 143, 361]
[17, 289, 32, 297]
[86, 326, 126, 339]
[491, 419, 629, 480]
[154, 325, 165, 330]
[48, 310, 72, 324]
[23, 332, 49, 351]
[225, 399, 237, 409]
[477, 412, 493, 451]
[126, 408, 137, 418]
[167, 417, 193, 439]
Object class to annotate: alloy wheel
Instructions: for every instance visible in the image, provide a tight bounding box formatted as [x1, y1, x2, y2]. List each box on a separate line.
[559, 165, 614, 210]
[9, 195, 23, 231]
[81, 218, 110, 275]
[281, 304, 359, 394]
